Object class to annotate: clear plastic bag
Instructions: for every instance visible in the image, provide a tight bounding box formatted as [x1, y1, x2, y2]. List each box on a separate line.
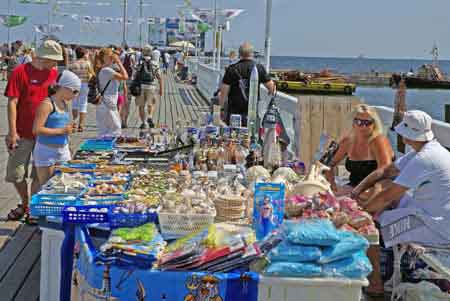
[265, 261, 322, 277]
[268, 241, 322, 262]
[318, 231, 369, 264]
[322, 251, 373, 279]
[285, 219, 340, 246]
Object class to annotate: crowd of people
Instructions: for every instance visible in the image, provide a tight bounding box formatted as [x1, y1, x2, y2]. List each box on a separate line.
[1, 39, 176, 222]
[1, 38, 449, 297]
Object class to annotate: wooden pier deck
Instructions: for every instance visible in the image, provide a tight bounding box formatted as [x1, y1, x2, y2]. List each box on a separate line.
[0, 71, 207, 300]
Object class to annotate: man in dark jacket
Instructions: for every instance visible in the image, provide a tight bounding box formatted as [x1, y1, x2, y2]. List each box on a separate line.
[218, 42, 276, 125]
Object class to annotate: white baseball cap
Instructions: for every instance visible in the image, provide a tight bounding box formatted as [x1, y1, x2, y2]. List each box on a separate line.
[394, 110, 434, 142]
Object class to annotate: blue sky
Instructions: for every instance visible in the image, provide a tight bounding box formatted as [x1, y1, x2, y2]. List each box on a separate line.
[1, 0, 450, 59]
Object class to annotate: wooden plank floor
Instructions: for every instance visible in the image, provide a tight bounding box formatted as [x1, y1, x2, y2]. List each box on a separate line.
[0, 71, 208, 300]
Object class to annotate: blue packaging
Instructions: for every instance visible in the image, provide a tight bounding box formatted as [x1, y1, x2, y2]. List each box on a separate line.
[253, 183, 285, 240]
[285, 219, 340, 246]
[265, 261, 322, 277]
[268, 241, 322, 262]
[322, 251, 373, 279]
[318, 231, 369, 264]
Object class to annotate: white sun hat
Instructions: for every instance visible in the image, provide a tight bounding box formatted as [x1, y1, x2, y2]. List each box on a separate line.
[394, 110, 434, 142]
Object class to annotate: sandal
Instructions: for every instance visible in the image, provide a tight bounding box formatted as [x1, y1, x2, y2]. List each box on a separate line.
[7, 205, 25, 221]
[24, 214, 38, 226]
[77, 126, 84, 133]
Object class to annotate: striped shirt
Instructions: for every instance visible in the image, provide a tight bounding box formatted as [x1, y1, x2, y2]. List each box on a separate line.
[69, 60, 92, 83]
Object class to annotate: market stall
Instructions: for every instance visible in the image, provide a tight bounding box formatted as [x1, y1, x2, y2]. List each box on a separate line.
[32, 123, 377, 301]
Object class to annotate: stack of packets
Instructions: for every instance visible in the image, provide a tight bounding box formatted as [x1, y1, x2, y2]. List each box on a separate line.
[98, 223, 166, 268]
[285, 192, 379, 243]
[156, 223, 262, 273]
[263, 219, 373, 279]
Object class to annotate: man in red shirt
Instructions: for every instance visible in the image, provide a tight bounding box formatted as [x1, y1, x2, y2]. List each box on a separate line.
[4, 40, 62, 221]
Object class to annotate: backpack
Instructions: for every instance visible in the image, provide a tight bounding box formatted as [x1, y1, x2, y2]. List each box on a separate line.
[87, 72, 111, 105]
[138, 59, 155, 84]
[123, 53, 133, 78]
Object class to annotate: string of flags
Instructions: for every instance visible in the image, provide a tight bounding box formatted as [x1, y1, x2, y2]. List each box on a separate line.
[19, 0, 49, 4]
[53, 12, 167, 25]
[34, 23, 64, 33]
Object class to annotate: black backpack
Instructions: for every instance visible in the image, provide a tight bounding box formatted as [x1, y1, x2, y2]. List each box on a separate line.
[87, 72, 111, 105]
[138, 59, 155, 84]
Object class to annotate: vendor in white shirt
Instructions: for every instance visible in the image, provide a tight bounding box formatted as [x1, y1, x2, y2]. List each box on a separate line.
[353, 110, 450, 247]
[351, 110, 450, 296]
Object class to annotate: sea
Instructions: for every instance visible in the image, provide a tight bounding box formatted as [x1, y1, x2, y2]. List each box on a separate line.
[270, 56, 450, 122]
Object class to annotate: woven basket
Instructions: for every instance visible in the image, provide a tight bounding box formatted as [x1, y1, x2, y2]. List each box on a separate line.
[158, 209, 216, 239]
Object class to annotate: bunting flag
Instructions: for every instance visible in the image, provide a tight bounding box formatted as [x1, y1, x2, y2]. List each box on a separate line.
[34, 24, 64, 34]
[191, 8, 244, 26]
[54, 12, 154, 25]
[19, 0, 49, 4]
[56, 1, 112, 6]
[197, 22, 210, 33]
[0, 15, 28, 27]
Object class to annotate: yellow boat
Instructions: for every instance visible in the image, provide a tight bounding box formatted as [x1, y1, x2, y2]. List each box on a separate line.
[275, 80, 356, 95]
[272, 70, 356, 95]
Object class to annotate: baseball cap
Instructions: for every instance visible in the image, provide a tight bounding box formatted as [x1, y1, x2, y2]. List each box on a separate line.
[394, 110, 434, 142]
[36, 40, 63, 61]
[57, 70, 81, 93]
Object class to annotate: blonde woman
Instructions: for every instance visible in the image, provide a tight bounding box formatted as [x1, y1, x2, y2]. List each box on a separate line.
[94, 48, 128, 137]
[325, 104, 394, 196]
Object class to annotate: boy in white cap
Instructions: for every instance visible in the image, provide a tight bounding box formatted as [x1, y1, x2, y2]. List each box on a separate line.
[352, 110, 450, 295]
[4, 39, 62, 221]
[32, 70, 81, 187]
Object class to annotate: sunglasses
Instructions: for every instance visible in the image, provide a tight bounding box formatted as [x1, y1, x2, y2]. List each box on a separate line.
[353, 118, 374, 127]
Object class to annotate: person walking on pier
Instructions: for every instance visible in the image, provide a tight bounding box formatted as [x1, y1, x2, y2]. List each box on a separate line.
[4, 40, 61, 222]
[218, 42, 276, 125]
[94, 48, 128, 137]
[134, 44, 163, 129]
[69, 47, 94, 132]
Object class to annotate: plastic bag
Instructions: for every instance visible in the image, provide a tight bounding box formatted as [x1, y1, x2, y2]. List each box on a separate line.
[265, 261, 322, 277]
[322, 251, 373, 279]
[285, 219, 340, 246]
[268, 241, 322, 262]
[318, 231, 369, 264]
[203, 223, 256, 249]
[112, 223, 158, 242]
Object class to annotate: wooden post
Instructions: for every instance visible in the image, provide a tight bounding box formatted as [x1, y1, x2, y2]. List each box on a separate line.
[445, 104, 450, 124]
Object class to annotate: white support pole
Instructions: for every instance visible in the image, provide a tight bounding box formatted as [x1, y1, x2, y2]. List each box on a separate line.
[264, 0, 273, 72]
[122, 0, 128, 47]
[212, 0, 217, 69]
[139, 0, 143, 48]
[7, 0, 11, 48]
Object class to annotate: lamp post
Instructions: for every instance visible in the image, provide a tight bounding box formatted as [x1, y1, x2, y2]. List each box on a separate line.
[122, 0, 128, 47]
[7, 0, 11, 48]
[264, 0, 273, 72]
[212, 0, 217, 69]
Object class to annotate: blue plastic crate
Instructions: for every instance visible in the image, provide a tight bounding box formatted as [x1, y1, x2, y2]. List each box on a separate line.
[109, 210, 158, 228]
[80, 138, 115, 151]
[79, 195, 125, 206]
[63, 205, 110, 224]
[30, 194, 79, 217]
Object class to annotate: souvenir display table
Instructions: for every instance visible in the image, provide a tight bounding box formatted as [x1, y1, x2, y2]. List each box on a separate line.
[33, 127, 376, 301]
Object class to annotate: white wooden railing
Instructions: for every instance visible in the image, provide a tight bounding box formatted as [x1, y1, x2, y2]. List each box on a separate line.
[186, 57, 450, 156]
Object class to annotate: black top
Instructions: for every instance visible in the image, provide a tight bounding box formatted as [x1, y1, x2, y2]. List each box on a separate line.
[222, 59, 271, 122]
[345, 158, 378, 187]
